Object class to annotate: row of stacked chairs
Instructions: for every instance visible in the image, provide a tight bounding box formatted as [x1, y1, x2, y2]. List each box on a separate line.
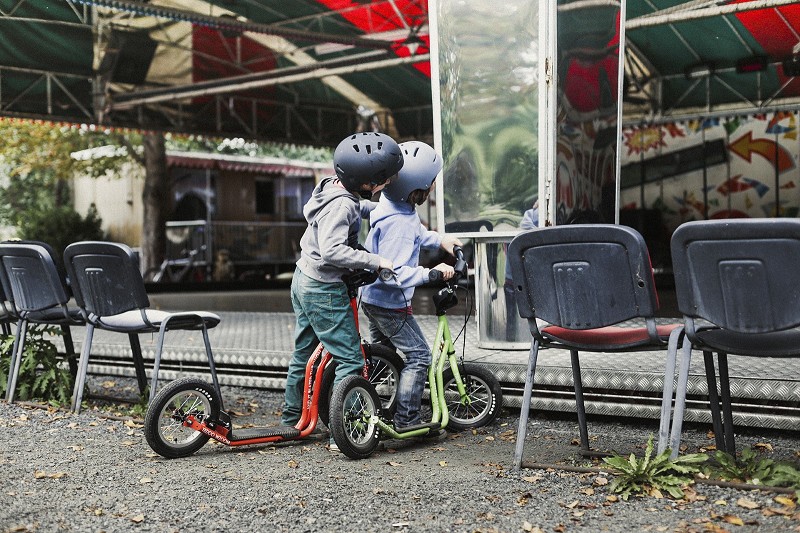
[0, 241, 221, 413]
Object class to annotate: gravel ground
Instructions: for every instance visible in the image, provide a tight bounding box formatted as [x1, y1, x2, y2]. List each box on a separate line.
[1, 376, 799, 533]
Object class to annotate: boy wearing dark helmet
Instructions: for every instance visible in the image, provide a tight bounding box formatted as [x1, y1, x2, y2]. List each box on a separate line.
[281, 132, 402, 431]
[360, 141, 462, 433]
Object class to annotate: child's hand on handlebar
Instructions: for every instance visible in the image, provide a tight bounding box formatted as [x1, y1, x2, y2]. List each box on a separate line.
[440, 235, 463, 256]
[433, 263, 455, 281]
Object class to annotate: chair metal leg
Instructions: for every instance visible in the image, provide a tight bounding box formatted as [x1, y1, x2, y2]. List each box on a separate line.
[717, 353, 736, 454]
[6, 319, 28, 403]
[658, 327, 684, 454]
[60, 325, 78, 378]
[71, 324, 95, 414]
[668, 340, 694, 458]
[149, 322, 170, 404]
[513, 339, 540, 470]
[127, 333, 148, 394]
[703, 351, 725, 452]
[200, 324, 223, 410]
[570, 350, 590, 453]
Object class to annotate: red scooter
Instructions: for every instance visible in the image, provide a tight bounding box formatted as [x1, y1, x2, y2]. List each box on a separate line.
[144, 269, 403, 458]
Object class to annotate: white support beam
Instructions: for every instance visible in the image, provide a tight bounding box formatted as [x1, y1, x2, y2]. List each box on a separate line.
[627, 0, 800, 30]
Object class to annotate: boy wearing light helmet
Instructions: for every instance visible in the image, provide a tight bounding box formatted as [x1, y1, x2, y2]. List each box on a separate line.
[360, 141, 462, 432]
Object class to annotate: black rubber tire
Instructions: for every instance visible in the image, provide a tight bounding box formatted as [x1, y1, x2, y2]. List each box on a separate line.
[441, 364, 502, 431]
[329, 375, 382, 460]
[144, 377, 221, 459]
[318, 344, 403, 427]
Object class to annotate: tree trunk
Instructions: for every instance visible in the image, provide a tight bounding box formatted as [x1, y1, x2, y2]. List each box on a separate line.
[140, 131, 170, 274]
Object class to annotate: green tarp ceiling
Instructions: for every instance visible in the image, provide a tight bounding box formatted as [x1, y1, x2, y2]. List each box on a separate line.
[0, 1, 798, 145]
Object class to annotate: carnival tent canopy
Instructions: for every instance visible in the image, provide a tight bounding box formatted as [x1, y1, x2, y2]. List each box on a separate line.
[1, 1, 799, 144]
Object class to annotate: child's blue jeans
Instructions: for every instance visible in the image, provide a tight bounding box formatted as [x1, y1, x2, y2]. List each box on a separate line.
[281, 269, 364, 426]
[361, 302, 431, 429]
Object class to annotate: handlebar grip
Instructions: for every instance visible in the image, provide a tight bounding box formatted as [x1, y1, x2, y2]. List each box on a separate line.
[428, 269, 443, 282]
[379, 269, 396, 282]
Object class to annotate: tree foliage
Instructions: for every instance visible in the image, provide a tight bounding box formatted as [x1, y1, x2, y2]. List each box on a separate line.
[0, 120, 135, 227]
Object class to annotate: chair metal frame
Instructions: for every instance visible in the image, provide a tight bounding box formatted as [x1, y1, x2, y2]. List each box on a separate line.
[63, 241, 222, 413]
[0, 242, 84, 403]
[508, 224, 681, 470]
[663, 218, 800, 457]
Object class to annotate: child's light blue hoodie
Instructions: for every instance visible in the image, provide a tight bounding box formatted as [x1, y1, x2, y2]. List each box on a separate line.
[361, 196, 441, 309]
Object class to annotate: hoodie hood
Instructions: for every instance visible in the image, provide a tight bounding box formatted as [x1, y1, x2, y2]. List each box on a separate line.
[368, 195, 415, 227]
[303, 176, 357, 224]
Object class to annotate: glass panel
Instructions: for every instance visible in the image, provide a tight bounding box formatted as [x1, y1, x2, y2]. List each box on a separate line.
[475, 240, 532, 348]
[554, 0, 621, 224]
[435, 0, 540, 231]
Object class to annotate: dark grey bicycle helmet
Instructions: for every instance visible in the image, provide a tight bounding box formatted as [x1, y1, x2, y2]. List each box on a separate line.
[382, 141, 442, 203]
[333, 132, 404, 193]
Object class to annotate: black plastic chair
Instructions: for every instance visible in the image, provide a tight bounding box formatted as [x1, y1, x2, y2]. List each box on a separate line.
[0, 242, 84, 403]
[0, 282, 15, 336]
[63, 241, 222, 413]
[665, 218, 800, 457]
[507, 224, 682, 470]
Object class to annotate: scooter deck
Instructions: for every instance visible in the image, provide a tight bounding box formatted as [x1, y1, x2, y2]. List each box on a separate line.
[229, 425, 301, 441]
[395, 421, 441, 433]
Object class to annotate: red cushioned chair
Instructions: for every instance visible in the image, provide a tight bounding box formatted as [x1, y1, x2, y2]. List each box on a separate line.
[507, 224, 682, 470]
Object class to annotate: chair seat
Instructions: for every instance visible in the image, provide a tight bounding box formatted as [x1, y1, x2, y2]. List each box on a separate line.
[695, 327, 800, 358]
[543, 323, 680, 350]
[26, 306, 84, 325]
[96, 309, 221, 333]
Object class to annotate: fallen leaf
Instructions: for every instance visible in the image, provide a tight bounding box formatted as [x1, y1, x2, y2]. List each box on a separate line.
[287, 460, 298, 468]
[775, 496, 796, 508]
[68, 445, 83, 452]
[714, 499, 728, 506]
[139, 477, 153, 484]
[439, 461, 447, 467]
[522, 476, 541, 483]
[121, 441, 136, 446]
[34, 470, 66, 479]
[124, 420, 143, 429]
[130, 514, 144, 523]
[101, 380, 116, 389]
[606, 495, 618, 503]
[566, 500, 579, 509]
[594, 476, 609, 486]
[580, 488, 595, 496]
[753, 442, 773, 452]
[723, 514, 745, 526]
[387, 461, 402, 467]
[737, 498, 760, 510]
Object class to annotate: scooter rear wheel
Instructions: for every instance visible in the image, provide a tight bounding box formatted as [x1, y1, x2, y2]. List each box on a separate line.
[318, 344, 402, 427]
[329, 375, 382, 460]
[442, 364, 502, 431]
[145, 377, 221, 459]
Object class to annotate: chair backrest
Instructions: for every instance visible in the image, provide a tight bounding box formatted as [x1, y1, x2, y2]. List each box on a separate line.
[671, 218, 800, 334]
[507, 224, 659, 329]
[0, 242, 72, 313]
[63, 241, 150, 317]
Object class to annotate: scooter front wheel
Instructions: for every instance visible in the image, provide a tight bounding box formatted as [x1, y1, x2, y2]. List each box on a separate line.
[318, 344, 403, 427]
[145, 377, 221, 458]
[442, 364, 502, 431]
[329, 375, 382, 460]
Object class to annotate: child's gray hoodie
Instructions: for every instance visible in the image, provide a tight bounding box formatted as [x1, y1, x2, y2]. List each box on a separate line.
[296, 176, 381, 283]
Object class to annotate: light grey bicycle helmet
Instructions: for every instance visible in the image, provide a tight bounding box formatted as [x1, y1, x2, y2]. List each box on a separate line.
[382, 141, 443, 203]
[333, 132, 404, 195]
